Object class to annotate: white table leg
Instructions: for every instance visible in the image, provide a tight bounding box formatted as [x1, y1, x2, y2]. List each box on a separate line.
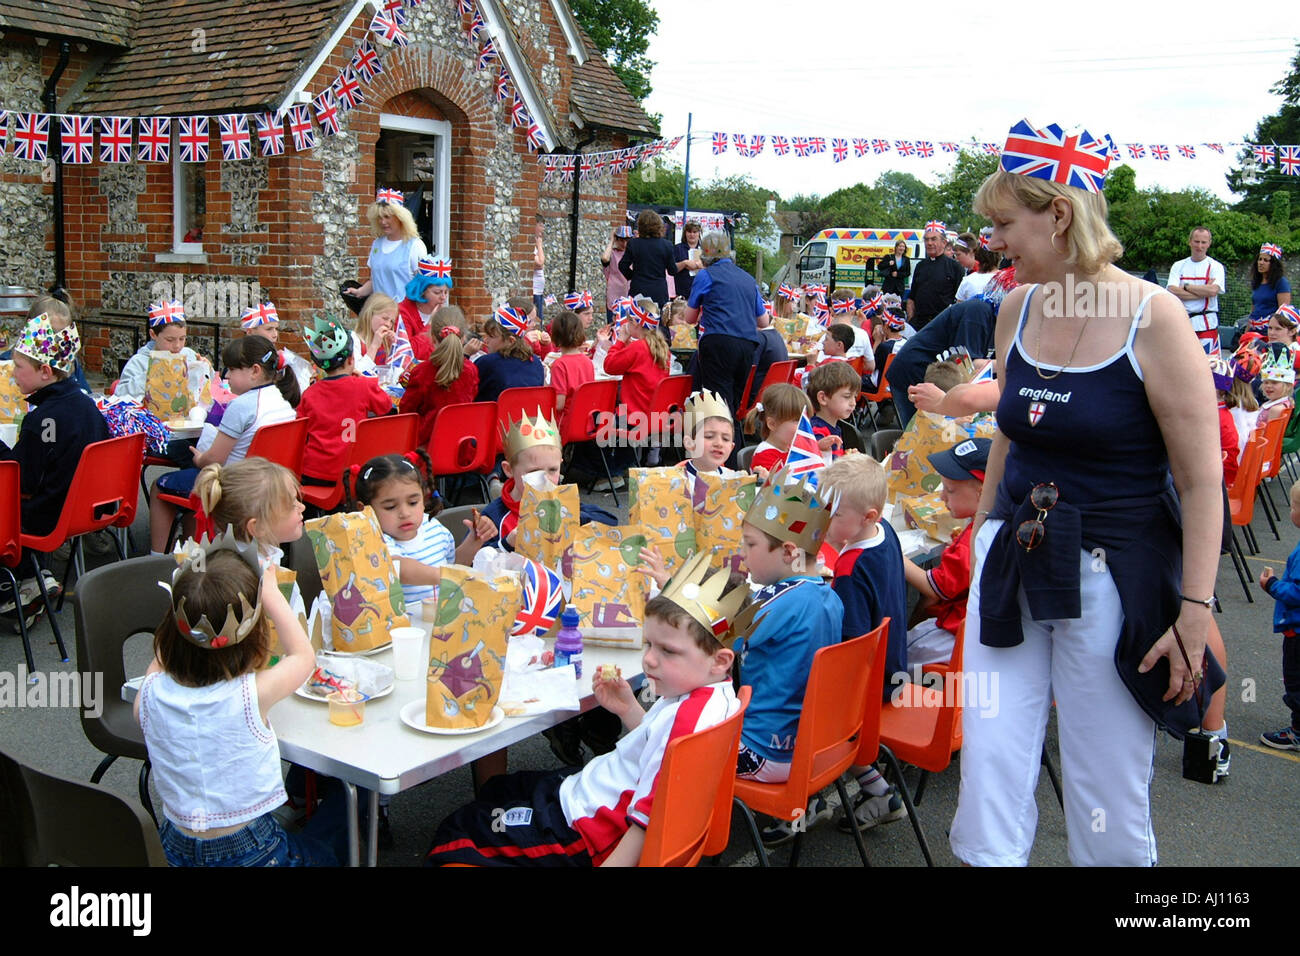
[343, 782, 359, 867]
[367, 790, 379, 867]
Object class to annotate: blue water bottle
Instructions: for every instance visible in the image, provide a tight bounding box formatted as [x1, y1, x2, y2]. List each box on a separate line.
[553, 607, 584, 680]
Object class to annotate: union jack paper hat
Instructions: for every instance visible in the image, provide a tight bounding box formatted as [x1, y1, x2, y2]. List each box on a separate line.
[744, 464, 831, 554]
[564, 290, 594, 311]
[1276, 304, 1300, 327]
[148, 299, 186, 328]
[494, 304, 529, 336]
[884, 310, 907, 332]
[861, 292, 884, 316]
[830, 298, 853, 315]
[999, 118, 1112, 194]
[614, 225, 634, 238]
[1261, 349, 1296, 385]
[657, 550, 748, 643]
[979, 227, 993, 249]
[303, 315, 354, 371]
[416, 256, 453, 285]
[240, 301, 279, 330]
[776, 284, 797, 301]
[924, 220, 947, 235]
[1261, 242, 1284, 260]
[628, 299, 658, 329]
[15, 312, 80, 375]
[375, 187, 405, 206]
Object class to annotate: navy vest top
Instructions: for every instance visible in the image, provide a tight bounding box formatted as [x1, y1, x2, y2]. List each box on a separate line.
[997, 285, 1170, 505]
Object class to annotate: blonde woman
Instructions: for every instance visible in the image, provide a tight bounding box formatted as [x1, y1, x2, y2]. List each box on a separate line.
[352, 191, 427, 301]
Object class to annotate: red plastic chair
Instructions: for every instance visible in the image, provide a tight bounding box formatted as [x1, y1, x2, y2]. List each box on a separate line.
[300, 413, 420, 512]
[426, 402, 499, 504]
[558, 379, 621, 503]
[739, 360, 798, 419]
[622, 373, 693, 458]
[20, 433, 145, 663]
[494, 386, 557, 458]
[0, 461, 41, 674]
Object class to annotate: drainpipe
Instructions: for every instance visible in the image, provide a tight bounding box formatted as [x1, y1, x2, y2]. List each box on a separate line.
[44, 40, 71, 297]
[567, 129, 598, 294]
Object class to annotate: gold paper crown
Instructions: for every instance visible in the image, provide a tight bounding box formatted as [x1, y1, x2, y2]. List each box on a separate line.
[658, 550, 747, 643]
[502, 408, 561, 460]
[743, 465, 831, 554]
[683, 390, 733, 438]
[164, 529, 265, 650]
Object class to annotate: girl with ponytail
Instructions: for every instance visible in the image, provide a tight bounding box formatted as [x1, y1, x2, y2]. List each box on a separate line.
[399, 305, 479, 449]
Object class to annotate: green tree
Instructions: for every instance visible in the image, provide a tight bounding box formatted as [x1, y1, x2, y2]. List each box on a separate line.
[871, 171, 932, 224]
[927, 151, 1000, 231]
[1227, 41, 1300, 218]
[569, 0, 659, 101]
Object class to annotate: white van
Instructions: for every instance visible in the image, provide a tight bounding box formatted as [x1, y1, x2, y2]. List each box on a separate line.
[773, 228, 928, 295]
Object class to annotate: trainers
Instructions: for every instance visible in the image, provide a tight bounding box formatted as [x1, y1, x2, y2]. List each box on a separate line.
[837, 786, 907, 832]
[1214, 739, 1231, 782]
[591, 476, 626, 492]
[760, 794, 833, 847]
[1260, 726, 1300, 751]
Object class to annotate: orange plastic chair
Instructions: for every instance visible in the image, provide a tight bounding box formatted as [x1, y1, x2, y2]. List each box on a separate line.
[558, 379, 621, 503]
[20, 433, 145, 663]
[1224, 432, 1269, 602]
[639, 687, 750, 867]
[857, 351, 896, 430]
[300, 413, 420, 512]
[732, 626, 884, 867]
[494, 385, 557, 458]
[739, 360, 798, 419]
[426, 402, 499, 504]
[874, 622, 966, 866]
[0, 461, 41, 674]
[1254, 410, 1291, 539]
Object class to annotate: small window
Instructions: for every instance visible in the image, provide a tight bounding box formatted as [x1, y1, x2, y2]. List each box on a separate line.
[173, 135, 206, 253]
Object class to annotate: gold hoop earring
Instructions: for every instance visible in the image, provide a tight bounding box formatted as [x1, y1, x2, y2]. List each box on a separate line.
[1050, 231, 1068, 256]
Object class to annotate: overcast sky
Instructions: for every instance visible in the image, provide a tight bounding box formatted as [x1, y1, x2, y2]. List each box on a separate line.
[641, 0, 1300, 205]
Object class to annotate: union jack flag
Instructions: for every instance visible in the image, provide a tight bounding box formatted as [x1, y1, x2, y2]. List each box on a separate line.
[1281, 146, 1300, 176]
[59, 115, 93, 164]
[853, 138, 869, 157]
[388, 314, 415, 372]
[895, 140, 915, 155]
[940, 141, 959, 153]
[136, 116, 170, 163]
[764, 300, 774, 316]
[468, 8, 485, 41]
[256, 112, 285, 156]
[526, 121, 545, 151]
[712, 132, 727, 154]
[970, 360, 996, 385]
[1150, 144, 1169, 161]
[178, 116, 209, 162]
[832, 138, 848, 163]
[418, 256, 452, 279]
[12, 112, 48, 162]
[240, 302, 278, 329]
[99, 116, 132, 163]
[916, 140, 934, 158]
[872, 138, 890, 154]
[148, 299, 186, 327]
[544, 294, 556, 305]
[564, 290, 592, 310]
[351, 41, 383, 82]
[999, 119, 1111, 193]
[1205, 142, 1224, 154]
[370, 11, 408, 46]
[477, 39, 498, 70]
[495, 304, 529, 336]
[772, 135, 790, 156]
[218, 114, 251, 161]
[1252, 143, 1275, 166]
[811, 302, 830, 327]
[512, 560, 564, 637]
[288, 105, 316, 151]
[809, 137, 826, 153]
[510, 92, 527, 127]
[777, 283, 797, 301]
[314, 90, 341, 136]
[1177, 144, 1196, 159]
[333, 68, 364, 111]
[792, 137, 812, 157]
[495, 69, 511, 102]
[784, 410, 826, 488]
[1127, 143, 1145, 159]
[981, 142, 1000, 155]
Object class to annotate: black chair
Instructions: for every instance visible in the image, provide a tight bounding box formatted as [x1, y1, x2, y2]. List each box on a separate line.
[736, 444, 757, 474]
[869, 428, 904, 461]
[435, 505, 478, 548]
[839, 419, 865, 454]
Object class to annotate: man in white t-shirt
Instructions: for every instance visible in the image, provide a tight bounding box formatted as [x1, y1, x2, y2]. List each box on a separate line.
[1167, 226, 1226, 357]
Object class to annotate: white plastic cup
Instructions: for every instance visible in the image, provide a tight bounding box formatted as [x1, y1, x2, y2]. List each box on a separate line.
[390, 627, 425, 681]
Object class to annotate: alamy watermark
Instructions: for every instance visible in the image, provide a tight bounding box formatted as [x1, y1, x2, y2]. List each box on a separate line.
[888, 666, 1000, 718]
[149, 277, 265, 321]
[0, 667, 103, 718]
[1038, 277, 1149, 320]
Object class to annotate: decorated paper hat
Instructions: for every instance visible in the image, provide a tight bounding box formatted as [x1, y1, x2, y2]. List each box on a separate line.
[564, 290, 594, 311]
[1210, 356, 1234, 392]
[240, 301, 279, 330]
[830, 298, 853, 315]
[1261, 242, 1284, 260]
[416, 256, 453, 286]
[744, 465, 831, 554]
[148, 299, 185, 328]
[683, 390, 732, 437]
[511, 559, 565, 638]
[164, 529, 265, 650]
[376, 188, 405, 206]
[1275, 304, 1300, 327]
[628, 299, 658, 329]
[924, 219, 947, 234]
[999, 118, 1112, 194]
[861, 292, 884, 316]
[303, 315, 354, 371]
[658, 550, 748, 643]
[614, 225, 633, 238]
[777, 284, 797, 301]
[884, 310, 907, 332]
[502, 408, 561, 460]
[494, 304, 529, 336]
[1261, 349, 1296, 385]
[15, 312, 80, 374]
[1232, 348, 1263, 383]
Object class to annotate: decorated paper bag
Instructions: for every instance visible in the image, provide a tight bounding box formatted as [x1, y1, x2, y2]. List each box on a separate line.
[303, 506, 409, 652]
[0, 362, 28, 426]
[693, 472, 758, 575]
[567, 524, 650, 649]
[144, 352, 193, 418]
[425, 564, 522, 730]
[902, 492, 970, 545]
[885, 411, 997, 504]
[670, 324, 698, 349]
[774, 316, 804, 350]
[264, 565, 317, 664]
[515, 480, 580, 571]
[627, 467, 697, 576]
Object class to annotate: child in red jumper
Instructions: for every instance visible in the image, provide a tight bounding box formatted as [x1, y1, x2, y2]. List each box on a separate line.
[400, 306, 478, 450]
[601, 297, 669, 465]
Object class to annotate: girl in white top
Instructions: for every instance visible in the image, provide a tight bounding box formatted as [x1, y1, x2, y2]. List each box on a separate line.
[135, 538, 341, 866]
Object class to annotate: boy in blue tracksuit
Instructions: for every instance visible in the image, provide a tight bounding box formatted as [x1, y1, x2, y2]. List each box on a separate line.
[1258, 479, 1300, 750]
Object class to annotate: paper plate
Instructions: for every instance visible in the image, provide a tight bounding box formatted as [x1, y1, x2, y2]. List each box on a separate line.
[399, 700, 505, 736]
[295, 682, 393, 704]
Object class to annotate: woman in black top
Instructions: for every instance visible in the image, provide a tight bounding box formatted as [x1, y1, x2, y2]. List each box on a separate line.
[878, 238, 911, 296]
[618, 209, 677, 307]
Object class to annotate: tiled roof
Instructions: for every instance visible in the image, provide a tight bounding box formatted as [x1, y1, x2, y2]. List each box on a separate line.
[73, 0, 348, 115]
[0, 1, 138, 49]
[569, 26, 657, 138]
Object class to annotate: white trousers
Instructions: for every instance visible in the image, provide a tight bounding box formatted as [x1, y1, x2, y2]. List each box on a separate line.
[949, 519, 1159, 867]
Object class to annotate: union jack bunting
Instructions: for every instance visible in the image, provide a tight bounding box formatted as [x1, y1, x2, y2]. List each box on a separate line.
[477, 38, 498, 70]
[1177, 144, 1196, 159]
[495, 69, 511, 102]
[1281, 146, 1300, 176]
[772, 135, 790, 155]
[136, 116, 170, 163]
[148, 299, 186, 328]
[981, 142, 1000, 155]
[940, 141, 959, 152]
[256, 112, 285, 156]
[853, 138, 869, 157]
[382, 0, 406, 25]
[351, 41, 383, 82]
[712, 132, 727, 154]
[1252, 143, 1275, 166]
[777, 284, 797, 301]
[872, 139, 890, 154]
[832, 138, 848, 163]
[418, 256, 453, 279]
[747, 135, 764, 156]
[1261, 242, 1283, 260]
[0, 109, 7, 150]
[809, 137, 826, 153]
[1204, 143, 1224, 154]
[376, 188, 405, 205]
[314, 90, 341, 136]
[1127, 143, 1145, 159]
[510, 92, 527, 127]
[541, 155, 558, 181]
[219, 114, 251, 161]
[732, 133, 745, 152]
[792, 137, 812, 157]
[784, 411, 825, 488]
[1150, 144, 1170, 161]
[333, 68, 364, 111]
[494, 304, 529, 336]
[512, 560, 564, 637]
[468, 8, 485, 41]
[525, 120, 545, 151]
[558, 156, 575, 182]
[895, 140, 915, 155]
[999, 119, 1111, 193]
[457, 0, 474, 14]
[178, 116, 209, 162]
[288, 105, 317, 151]
[59, 115, 94, 164]
[12, 112, 49, 162]
[370, 11, 408, 46]
[916, 141, 934, 158]
[240, 302, 278, 329]
[924, 220, 947, 234]
[99, 116, 133, 163]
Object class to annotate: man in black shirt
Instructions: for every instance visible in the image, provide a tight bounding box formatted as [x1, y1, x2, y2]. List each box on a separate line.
[906, 224, 964, 330]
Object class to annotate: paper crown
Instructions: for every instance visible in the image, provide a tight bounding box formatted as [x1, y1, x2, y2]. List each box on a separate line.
[502, 409, 561, 460]
[303, 315, 353, 369]
[1261, 349, 1296, 385]
[658, 550, 748, 643]
[999, 118, 1112, 194]
[628, 299, 658, 329]
[376, 188, 404, 205]
[494, 304, 529, 336]
[15, 312, 80, 374]
[148, 299, 185, 328]
[240, 301, 278, 330]
[683, 390, 732, 437]
[164, 529, 265, 650]
[1261, 242, 1284, 260]
[416, 256, 453, 284]
[744, 465, 831, 554]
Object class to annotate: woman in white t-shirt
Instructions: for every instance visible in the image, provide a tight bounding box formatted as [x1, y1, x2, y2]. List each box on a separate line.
[351, 191, 428, 302]
[953, 232, 1000, 302]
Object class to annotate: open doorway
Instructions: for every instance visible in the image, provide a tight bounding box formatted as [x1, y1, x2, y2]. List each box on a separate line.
[376, 113, 451, 258]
